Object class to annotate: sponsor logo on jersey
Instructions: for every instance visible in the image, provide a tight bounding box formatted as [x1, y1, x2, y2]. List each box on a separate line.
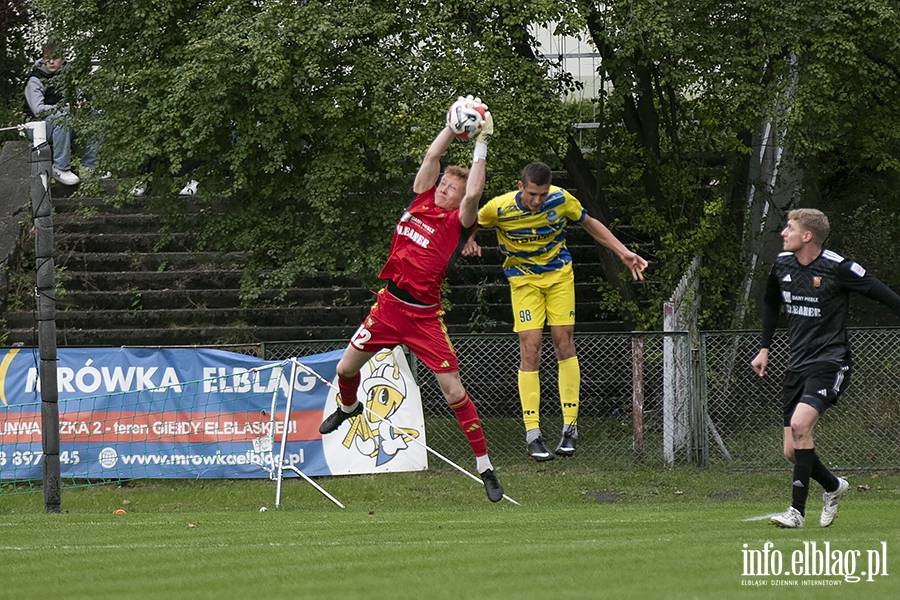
[786, 304, 821, 317]
[818, 389, 828, 397]
[396, 224, 431, 248]
[409, 215, 435, 234]
[782, 274, 792, 282]
[782, 291, 792, 303]
[850, 262, 866, 277]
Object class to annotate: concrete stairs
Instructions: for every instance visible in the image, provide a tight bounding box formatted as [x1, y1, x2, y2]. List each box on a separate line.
[3, 177, 642, 347]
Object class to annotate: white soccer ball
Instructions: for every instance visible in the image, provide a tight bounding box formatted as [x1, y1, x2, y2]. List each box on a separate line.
[446, 98, 486, 140]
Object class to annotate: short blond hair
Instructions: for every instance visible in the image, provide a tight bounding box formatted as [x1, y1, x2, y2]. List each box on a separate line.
[788, 208, 829, 244]
[444, 165, 469, 182]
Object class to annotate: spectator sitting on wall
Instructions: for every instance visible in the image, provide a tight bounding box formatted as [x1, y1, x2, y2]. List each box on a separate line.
[23, 43, 100, 186]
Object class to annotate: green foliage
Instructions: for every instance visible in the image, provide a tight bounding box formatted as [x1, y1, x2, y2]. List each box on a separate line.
[0, 0, 36, 143]
[466, 278, 500, 332]
[4, 269, 30, 309]
[826, 194, 900, 287]
[37, 0, 573, 305]
[29, 0, 900, 327]
[574, 0, 795, 327]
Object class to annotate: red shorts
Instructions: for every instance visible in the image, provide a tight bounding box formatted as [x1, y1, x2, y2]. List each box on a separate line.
[349, 289, 458, 373]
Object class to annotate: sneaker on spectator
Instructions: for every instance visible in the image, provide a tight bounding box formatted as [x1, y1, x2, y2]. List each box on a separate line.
[131, 184, 146, 197]
[179, 180, 199, 195]
[52, 168, 81, 186]
[83, 167, 112, 180]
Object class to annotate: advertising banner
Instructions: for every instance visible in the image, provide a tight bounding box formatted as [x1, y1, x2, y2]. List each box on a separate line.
[0, 346, 427, 480]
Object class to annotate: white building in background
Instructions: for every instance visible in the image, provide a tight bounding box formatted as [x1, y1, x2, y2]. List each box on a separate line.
[533, 24, 604, 102]
[532, 23, 604, 146]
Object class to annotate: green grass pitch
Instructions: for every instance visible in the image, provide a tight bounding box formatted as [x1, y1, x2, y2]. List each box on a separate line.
[2, 466, 899, 599]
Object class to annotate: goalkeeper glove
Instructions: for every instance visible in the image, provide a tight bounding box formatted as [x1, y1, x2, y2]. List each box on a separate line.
[475, 110, 493, 144]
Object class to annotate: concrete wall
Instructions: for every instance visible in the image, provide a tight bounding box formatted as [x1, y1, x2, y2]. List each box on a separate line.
[0, 141, 31, 311]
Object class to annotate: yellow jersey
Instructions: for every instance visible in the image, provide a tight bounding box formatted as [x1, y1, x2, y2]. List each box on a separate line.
[478, 186, 586, 278]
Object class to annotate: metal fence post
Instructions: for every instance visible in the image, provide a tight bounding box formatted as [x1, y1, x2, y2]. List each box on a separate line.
[690, 334, 708, 467]
[27, 121, 61, 512]
[631, 334, 644, 461]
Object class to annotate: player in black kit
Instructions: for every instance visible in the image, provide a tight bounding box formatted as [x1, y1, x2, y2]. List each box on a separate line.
[751, 208, 900, 528]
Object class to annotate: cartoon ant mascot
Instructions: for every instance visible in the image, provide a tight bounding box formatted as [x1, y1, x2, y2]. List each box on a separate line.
[341, 350, 420, 465]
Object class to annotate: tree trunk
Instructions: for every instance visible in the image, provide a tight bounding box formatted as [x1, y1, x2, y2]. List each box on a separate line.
[560, 135, 638, 302]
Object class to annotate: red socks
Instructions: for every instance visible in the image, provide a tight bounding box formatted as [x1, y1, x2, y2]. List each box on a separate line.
[337, 372, 361, 407]
[448, 393, 487, 457]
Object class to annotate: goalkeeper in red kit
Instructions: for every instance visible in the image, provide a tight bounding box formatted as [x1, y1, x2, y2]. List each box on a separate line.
[318, 99, 504, 502]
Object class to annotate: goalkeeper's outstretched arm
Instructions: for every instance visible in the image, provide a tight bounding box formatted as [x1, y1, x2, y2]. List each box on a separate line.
[458, 109, 492, 228]
[413, 126, 456, 194]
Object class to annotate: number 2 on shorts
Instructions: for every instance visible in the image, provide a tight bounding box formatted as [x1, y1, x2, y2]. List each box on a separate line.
[350, 324, 372, 350]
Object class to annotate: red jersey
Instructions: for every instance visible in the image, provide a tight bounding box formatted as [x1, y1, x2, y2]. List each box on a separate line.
[378, 186, 473, 305]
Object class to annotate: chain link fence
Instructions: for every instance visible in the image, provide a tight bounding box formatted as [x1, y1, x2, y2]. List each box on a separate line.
[2, 327, 895, 493]
[261, 333, 695, 469]
[261, 328, 900, 470]
[703, 329, 900, 471]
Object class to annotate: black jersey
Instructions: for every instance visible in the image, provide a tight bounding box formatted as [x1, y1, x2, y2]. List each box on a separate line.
[760, 249, 900, 372]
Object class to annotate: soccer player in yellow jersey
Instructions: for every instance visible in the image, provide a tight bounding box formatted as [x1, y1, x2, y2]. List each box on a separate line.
[464, 162, 647, 460]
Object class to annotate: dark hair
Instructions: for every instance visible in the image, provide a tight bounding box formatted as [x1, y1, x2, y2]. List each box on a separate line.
[520, 162, 552, 187]
[42, 43, 62, 60]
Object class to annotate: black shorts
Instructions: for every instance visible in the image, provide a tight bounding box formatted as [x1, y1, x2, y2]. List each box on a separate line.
[782, 363, 851, 427]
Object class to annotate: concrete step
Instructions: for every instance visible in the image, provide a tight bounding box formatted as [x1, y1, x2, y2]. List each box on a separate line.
[4, 305, 371, 330]
[53, 212, 170, 234]
[61, 269, 246, 291]
[57, 251, 246, 273]
[56, 286, 374, 310]
[52, 195, 205, 215]
[4, 182, 649, 346]
[55, 231, 196, 253]
[4, 324, 360, 347]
